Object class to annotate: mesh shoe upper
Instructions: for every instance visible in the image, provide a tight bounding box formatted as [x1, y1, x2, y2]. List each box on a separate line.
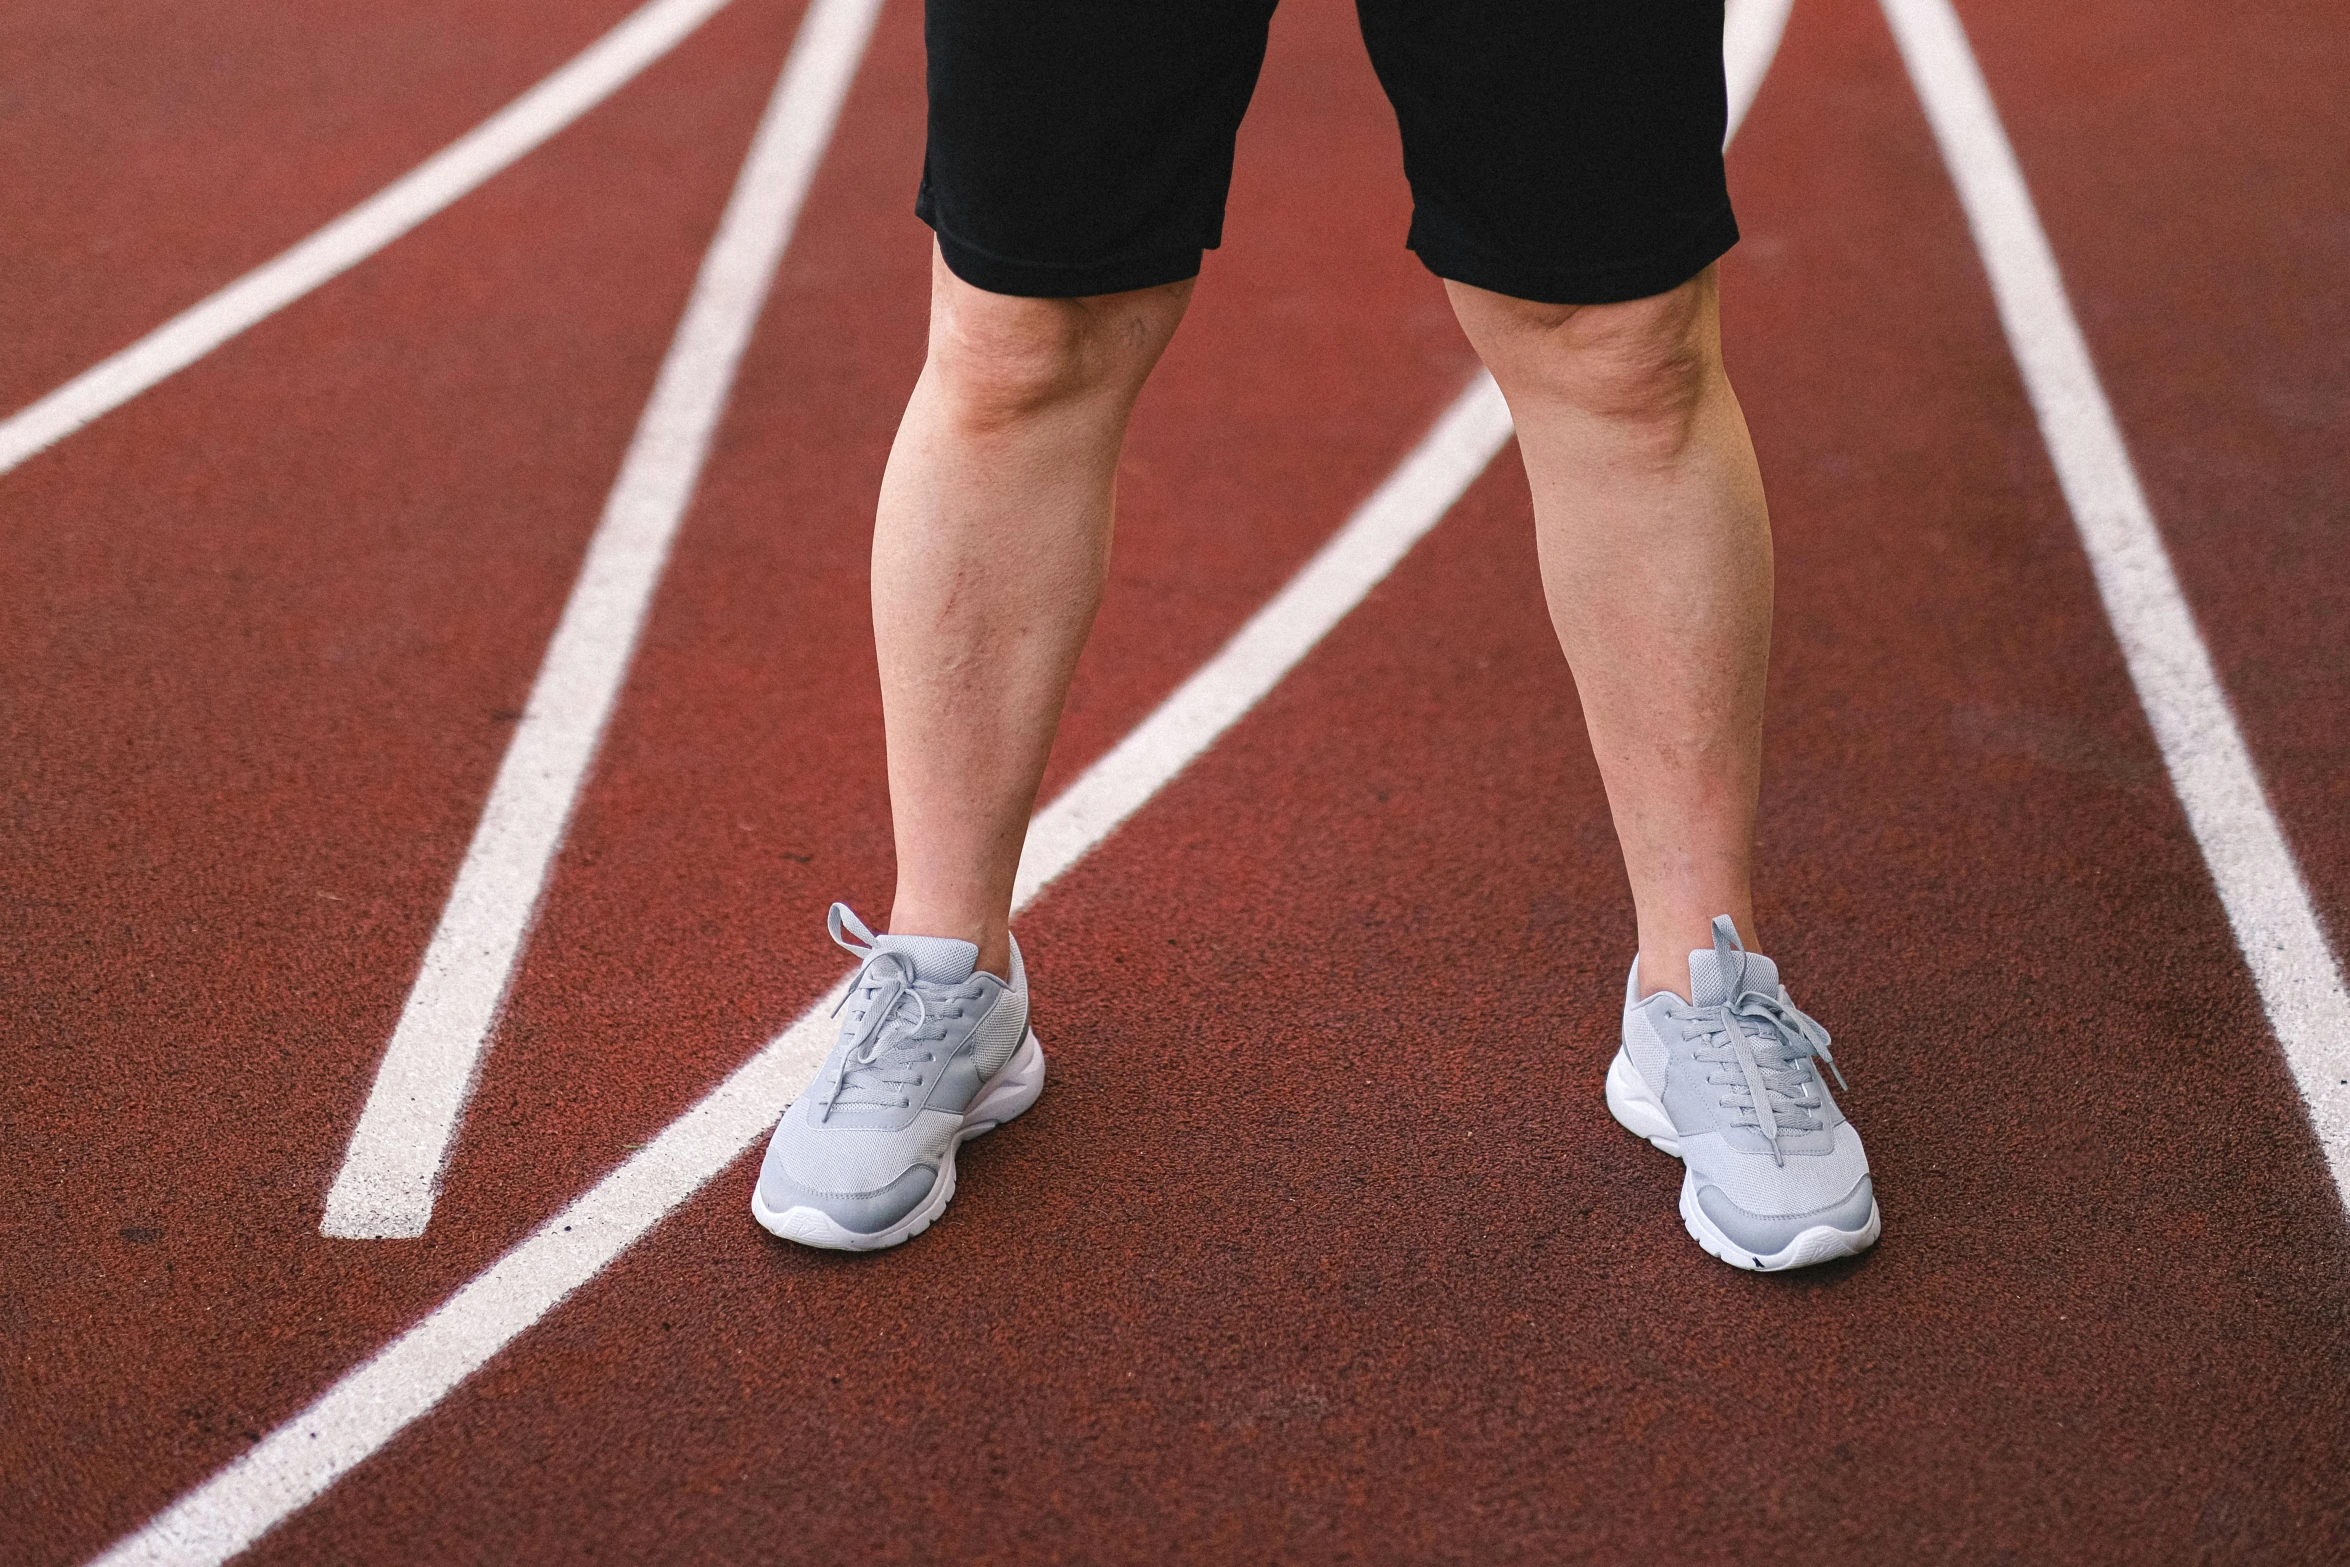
[1621, 916, 1871, 1246]
[755, 904, 1029, 1233]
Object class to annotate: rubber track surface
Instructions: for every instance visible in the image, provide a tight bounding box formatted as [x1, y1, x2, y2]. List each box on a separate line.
[4, 0, 2347, 1561]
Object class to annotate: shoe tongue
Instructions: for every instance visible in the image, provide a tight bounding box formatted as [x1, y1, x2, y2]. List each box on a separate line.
[1687, 944, 1779, 1007]
[873, 931, 978, 986]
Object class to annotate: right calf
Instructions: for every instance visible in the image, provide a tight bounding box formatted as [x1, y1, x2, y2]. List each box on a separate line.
[869, 249, 1194, 972]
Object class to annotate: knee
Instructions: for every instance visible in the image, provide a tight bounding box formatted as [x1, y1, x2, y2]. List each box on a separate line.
[1457, 271, 1720, 442]
[929, 289, 1099, 429]
[925, 262, 1188, 433]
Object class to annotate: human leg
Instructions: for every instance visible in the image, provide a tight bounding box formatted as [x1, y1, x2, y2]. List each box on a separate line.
[1447, 268, 1767, 1005]
[1455, 270, 1876, 1272]
[884, 0, 1279, 977]
[755, 0, 1279, 1251]
[1361, 0, 1877, 1268]
[875, 250, 1192, 978]
[1354, 0, 1749, 1000]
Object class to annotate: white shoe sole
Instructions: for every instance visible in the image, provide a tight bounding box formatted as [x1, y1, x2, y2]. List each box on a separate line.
[1604, 1045, 1879, 1273]
[1603, 1048, 1682, 1155]
[751, 1029, 1046, 1252]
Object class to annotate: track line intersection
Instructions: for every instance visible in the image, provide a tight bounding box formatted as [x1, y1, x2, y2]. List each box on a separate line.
[5, 0, 2347, 1560]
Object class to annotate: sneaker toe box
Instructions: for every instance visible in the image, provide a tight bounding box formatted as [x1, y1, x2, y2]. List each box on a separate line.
[1694, 1173, 1877, 1256]
[755, 1103, 958, 1236]
[1681, 1120, 1876, 1256]
[755, 1153, 938, 1236]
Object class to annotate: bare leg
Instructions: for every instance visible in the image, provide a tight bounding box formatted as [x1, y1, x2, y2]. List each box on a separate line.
[1446, 265, 1770, 1003]
[875, 247, 1192, 977]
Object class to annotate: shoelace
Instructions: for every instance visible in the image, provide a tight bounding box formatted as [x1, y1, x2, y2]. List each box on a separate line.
[819, 904, 970, 1118]
[1674, 918, 1847, 1167]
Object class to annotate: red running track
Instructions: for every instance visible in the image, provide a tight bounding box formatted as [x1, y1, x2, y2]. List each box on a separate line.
[4, 0, 2347, 1560]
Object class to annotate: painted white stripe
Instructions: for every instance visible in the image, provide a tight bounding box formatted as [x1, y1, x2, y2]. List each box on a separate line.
[88, 7, 1791, 1560]
[0, 0, 740, 480]
[1881, 0, 2350, 1193]
[1722, 0, 1794, 143]
[320, 0, 885, 1240]
[101, 372, 1514, 1567]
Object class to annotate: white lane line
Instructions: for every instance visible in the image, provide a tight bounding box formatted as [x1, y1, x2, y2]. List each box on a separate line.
[1723, 0, 1794, 143]
[1882, 0, 2350, 1195]
[89, 7, 1790, 1559]
[0, 0, 741, 479]
[99, 372, 1516, 1567]
[320, 0, 885, 1241]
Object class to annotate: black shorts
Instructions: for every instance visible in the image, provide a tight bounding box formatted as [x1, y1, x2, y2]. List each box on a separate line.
[916, 0, 1737, 305]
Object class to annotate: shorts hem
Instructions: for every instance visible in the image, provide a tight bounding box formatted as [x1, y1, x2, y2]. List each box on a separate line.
[1410, 203, 1740, 306]
[925, 213, 1206, 299]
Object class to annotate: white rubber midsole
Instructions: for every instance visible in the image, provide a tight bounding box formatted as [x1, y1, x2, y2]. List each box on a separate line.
[1603, 1047, 1681, 1156]
[751, 1029, 1046, 1252]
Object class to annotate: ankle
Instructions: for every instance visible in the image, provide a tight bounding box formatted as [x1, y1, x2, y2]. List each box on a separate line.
[1634, 902, 1759, 1004]
[972, 931, 1013, 984]
[1637, 947, 1693, 1004]
[883, 902, 1012, 982]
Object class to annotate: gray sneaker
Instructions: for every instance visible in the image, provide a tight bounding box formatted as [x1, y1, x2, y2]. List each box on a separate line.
[1604, 916, 1879, 1271]
[751, 903, 1044, 1251]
